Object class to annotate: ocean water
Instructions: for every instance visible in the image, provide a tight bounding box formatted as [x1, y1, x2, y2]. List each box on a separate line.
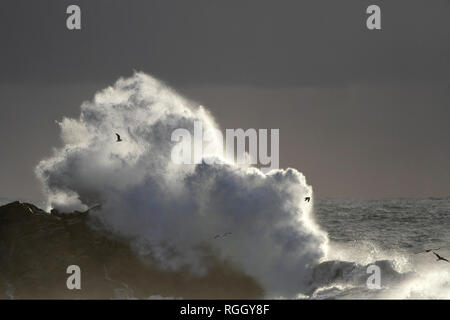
[312, 197, 450, 299]
[1, 197, 449, 299]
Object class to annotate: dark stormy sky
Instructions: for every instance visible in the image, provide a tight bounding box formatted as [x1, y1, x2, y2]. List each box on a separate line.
[0, 0, 449, 202]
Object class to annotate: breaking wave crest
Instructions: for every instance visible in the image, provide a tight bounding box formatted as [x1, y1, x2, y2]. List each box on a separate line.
[36, 72, 328, 297]
[35, 72, 449, 299]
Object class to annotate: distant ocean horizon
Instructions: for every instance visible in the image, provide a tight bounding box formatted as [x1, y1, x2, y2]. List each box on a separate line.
[2, 195, 449, 207]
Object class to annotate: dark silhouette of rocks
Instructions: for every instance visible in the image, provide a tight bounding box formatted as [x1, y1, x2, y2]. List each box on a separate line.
[0, 201, 262, 299]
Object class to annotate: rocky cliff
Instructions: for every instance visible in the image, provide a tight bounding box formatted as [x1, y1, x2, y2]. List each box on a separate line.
[0, 201, 262, 299]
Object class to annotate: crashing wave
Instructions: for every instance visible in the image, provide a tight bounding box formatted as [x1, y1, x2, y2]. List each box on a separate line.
[35, 72, 328, 297]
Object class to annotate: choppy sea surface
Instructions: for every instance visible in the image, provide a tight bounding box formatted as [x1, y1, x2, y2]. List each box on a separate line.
[313, 197, 450, 299]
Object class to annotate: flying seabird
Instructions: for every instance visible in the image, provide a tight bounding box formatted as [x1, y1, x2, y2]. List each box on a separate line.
[432, 251, 449, 263]
[415, 247, 441, 254]
[305, 197, 311, 202]
[425, 248, 441, 252]
[87, 204, 101, 211]
[116, 133, 122, 142]
[214, 232, 232, 239]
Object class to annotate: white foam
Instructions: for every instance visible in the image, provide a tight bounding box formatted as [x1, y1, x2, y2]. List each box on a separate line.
[36, 72, 328, 297]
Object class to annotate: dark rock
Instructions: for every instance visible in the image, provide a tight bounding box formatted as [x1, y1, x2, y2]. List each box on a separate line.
[0, 201, 262, 299]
